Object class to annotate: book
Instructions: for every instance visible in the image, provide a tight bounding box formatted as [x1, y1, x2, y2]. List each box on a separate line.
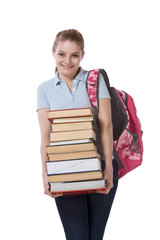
[48, 170, 103, 183]
[50, 179, 106, 194]
[47, 150, 100, 161]
[51, 188, 106, 196]
[50, 129, 96, 142]
[46, 142, 97, 154]
[48, 108, 92, 120]
[49, 139, 94, 146]
[45, 107, 103, 196]
[51, 121, 93, 132]
[51, 116, 93, 124]
[47, 157, 101, 175]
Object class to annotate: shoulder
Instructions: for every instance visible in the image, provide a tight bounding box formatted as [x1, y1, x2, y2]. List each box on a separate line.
[37, 76, 55, 93]
[37, 77, 55, 111]
[75, 68, 89, 81]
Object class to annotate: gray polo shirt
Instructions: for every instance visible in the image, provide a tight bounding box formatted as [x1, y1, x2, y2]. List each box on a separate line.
[37, 68, 110, 111]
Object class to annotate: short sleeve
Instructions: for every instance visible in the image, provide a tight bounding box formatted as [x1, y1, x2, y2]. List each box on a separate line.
[37, 84, 50, 111]
[98, 73, 111, 99]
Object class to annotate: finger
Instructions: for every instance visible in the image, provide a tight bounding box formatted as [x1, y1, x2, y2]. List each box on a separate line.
[50, 192, 63, 198]
[54, 193, 63, 198]
[97, 189, 108, 194]
[103, 175, 107, 181]
[98, 188, 111, 194]
[105, 182, 113, 194]
[44, 189, 59, 198]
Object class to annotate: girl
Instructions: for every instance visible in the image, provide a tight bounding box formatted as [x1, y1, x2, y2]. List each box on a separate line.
[37, 29, 118, 240]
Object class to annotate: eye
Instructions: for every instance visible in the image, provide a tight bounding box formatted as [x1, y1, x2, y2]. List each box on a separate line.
[58, 53, 64, 57]
[72, 54, 79, 58]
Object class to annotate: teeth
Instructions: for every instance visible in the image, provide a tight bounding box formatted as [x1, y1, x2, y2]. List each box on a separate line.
[62, 65, 72, 68]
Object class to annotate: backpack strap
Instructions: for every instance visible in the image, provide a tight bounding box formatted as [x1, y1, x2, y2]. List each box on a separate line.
[86, 69, 99, 116]
[99, 69, 110, 89]
[87, 69, 124, 170]
[86, 69, 110, 115]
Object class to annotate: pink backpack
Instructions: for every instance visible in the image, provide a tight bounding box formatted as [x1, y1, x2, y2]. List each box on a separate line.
[87, 69, 143, 179]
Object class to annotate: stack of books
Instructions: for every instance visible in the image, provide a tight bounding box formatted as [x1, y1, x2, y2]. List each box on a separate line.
[46, 108, 106, 195]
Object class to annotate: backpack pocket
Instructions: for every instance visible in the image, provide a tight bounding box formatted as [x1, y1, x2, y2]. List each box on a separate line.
[114, 128, 143, 178]
[126, 129, 142, 156]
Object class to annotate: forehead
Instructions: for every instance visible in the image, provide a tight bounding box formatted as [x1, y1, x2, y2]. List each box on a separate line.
[56, 40, 81, 52]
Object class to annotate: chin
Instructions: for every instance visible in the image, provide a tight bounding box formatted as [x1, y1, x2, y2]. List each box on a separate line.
[59, 66, 79, 75]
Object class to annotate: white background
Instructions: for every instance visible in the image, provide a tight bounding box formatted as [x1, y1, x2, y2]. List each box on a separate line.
[0, 0, 160, 239]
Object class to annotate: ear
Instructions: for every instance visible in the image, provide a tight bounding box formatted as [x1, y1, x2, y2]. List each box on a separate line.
[82, 51, 85, 59]
[52, 49, 55, 58]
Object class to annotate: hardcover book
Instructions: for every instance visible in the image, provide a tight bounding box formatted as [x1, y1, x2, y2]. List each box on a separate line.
[51, 116, 93, 124]
[47, 150, 100, 161]
[51, 121, 93, 132]
[48, 107, 92, 119]
[50, 129, 96, 142]
[47, 157, 101, 175]
[48, 170, 103, 183]
[50, 179, 106, 195]
[46, 142, 97, 154]
[49, 139, 94, 146]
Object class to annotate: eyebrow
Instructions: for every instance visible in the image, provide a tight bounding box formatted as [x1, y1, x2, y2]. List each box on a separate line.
[58, 50, 80, 54]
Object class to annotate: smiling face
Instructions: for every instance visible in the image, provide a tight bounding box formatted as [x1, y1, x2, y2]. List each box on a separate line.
[53, 40, 85, 80]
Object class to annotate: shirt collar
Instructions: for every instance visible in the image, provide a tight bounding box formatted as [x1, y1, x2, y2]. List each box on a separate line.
[75, 67, 87, 81]
[54, 67, 87, 86]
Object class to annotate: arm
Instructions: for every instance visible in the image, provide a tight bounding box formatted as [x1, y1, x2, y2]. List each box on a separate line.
[97, 98, 114, 194]
[37, 108, 62, 198]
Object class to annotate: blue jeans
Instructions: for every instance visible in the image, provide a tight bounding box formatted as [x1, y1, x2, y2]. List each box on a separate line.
[55, 159, 118, 240]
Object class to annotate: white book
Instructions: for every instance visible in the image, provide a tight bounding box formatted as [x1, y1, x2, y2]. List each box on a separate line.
[47, 157, 101, 175]
[50, 179, 106, 192]
[49, 139, 93, 146]
[52, 116, 93, 123]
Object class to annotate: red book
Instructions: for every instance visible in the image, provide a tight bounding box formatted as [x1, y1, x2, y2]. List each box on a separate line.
[51, 187, 106, 196]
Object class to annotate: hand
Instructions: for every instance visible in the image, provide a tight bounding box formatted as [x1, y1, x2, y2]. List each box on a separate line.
[97, 162, 114, 194]
[43, 174, 63, 198]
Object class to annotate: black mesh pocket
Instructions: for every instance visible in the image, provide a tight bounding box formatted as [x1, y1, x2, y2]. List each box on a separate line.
[126, 129, 141, 155]
[110, 88, 128, 141]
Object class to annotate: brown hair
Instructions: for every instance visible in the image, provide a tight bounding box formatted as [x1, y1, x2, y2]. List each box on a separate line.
[52, 29, 85, 53]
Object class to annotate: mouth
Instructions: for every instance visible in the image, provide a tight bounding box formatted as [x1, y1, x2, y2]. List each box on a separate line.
[61, 64, 73, 69]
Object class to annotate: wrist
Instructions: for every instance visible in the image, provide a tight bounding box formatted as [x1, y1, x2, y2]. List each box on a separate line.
[104, 159, 112, 166]
[42, 168, 48, 176]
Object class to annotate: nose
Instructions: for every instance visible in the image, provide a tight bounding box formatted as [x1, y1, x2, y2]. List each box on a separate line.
[64, 55, 71, 65]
